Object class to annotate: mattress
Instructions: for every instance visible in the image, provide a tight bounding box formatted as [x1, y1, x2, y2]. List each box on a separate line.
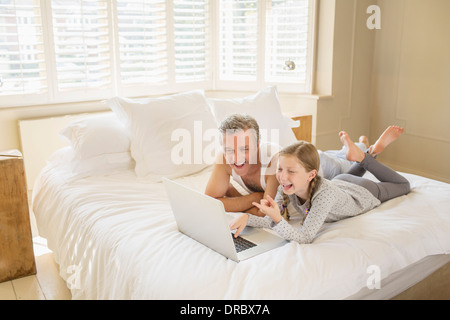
[32, 153, 450, 299]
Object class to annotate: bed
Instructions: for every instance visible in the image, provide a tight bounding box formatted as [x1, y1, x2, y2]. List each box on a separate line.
[31, 88, 450, 299]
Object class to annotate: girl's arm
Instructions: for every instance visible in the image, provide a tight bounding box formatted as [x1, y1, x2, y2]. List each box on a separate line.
[271, 189, 334, 243]
[230, 194, 283, 238]
[251, 188, 335, 244]
[229, 213, 273, 238]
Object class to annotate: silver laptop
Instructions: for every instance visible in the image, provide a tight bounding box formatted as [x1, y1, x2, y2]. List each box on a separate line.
[163, 178, 287, 262]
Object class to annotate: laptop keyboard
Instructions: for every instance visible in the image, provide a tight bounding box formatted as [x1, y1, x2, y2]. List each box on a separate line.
[232, 234, 257, 253]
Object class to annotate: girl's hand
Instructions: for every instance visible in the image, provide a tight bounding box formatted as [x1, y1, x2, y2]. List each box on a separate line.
[252, 195, 282, 224]
[229, 214, 249, 238]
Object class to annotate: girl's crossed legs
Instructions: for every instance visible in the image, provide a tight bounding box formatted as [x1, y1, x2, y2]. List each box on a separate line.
[333, 131, 410, 203]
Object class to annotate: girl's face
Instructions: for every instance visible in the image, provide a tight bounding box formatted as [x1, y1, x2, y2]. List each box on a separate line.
[276, 155, 317, 199]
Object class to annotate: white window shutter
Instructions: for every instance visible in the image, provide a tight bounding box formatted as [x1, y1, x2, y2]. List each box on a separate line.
[116, 0, 168, 86]
[1, 0, 316, 106]
[219, 0, 258, 81]
[173, 0, 209, 83]
[0, 0, 47, 95]
[218, 0, 314, 92]
[50, 0, 112, 91]
[265, 0, 311, 84]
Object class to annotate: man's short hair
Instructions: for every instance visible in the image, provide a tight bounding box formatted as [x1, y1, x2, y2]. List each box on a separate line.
[218, 114, 260, 144]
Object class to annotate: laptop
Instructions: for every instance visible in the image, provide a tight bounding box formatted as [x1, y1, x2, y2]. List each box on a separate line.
[163, 178, 287, 262]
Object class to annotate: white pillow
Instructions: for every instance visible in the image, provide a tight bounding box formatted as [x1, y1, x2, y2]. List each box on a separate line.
[70, 151, 134, 177]
[207, 86, 298, 147]
[60, 113, 131, 160]
[47, 146, 135, 180]
[108, 90, 218, 180]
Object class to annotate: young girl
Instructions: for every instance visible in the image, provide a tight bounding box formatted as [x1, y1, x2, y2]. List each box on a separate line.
[229, 131, 411, 244]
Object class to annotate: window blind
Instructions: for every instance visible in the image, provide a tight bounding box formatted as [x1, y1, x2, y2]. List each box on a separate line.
[116, 0, 168, 86]
[50, 0, 112, 90]
[266, 0, 310, 83]
[173, 0, 209, 83]
[0, 0, 47, 95]
[219, 0, 258, 81]
[1, 0, 316, 107]
[219, 0, 313, 87]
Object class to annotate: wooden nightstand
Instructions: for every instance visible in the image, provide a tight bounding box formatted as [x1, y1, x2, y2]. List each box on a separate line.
[0, 150, 36, 283]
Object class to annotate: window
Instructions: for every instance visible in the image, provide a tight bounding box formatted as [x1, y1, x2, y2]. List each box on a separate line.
[115, 0, 210, 97]
[218, 0, 315, 92]
[266, 0, 312, 84]
[51, 0, 113, 92]
[0, 0, 315, 108]
[0, 0, 47, 96]
[116, 0, 168, 87]
[173, 0, 209, 83]
[219, 0, 258, 82]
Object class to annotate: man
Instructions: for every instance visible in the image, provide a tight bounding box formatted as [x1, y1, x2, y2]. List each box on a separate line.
[205, 114, 279, 217]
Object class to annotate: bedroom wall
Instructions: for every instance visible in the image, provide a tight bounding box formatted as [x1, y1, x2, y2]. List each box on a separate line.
[369, 0, 450, 183]
[314, 0, 376, 151]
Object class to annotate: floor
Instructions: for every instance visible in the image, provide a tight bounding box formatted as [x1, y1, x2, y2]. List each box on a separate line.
[0, 237, 72, 300]
[0, 196, 72, 300]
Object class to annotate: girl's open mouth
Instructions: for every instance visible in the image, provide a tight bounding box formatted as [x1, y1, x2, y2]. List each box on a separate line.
[282, 183, 293, 191]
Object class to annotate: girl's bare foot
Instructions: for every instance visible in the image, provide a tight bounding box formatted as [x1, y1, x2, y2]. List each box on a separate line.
[339, 131, 366, 162]
[359, 135, 370, 148]
[369, 126, 404, 156]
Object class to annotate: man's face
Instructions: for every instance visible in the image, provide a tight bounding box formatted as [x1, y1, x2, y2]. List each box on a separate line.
[222, 129, 258, 176]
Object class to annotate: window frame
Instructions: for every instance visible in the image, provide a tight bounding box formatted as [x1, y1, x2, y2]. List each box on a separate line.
[0, 0, 317, 108]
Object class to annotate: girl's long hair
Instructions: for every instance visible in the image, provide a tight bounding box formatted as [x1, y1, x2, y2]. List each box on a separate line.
[279, 141, 321, 221]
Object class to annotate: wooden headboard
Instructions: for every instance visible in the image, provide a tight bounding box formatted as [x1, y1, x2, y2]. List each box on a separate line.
[290, 115, 312, 143]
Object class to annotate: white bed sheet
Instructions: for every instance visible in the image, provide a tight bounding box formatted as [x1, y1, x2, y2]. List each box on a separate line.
[32, 155, 450, 300]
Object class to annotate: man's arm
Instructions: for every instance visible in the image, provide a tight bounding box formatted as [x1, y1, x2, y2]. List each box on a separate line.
[263, 174, 279, 201]
[204, 154, 263, 213]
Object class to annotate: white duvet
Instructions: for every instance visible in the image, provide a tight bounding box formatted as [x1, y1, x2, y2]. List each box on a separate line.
[32, 157, 450, 300]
